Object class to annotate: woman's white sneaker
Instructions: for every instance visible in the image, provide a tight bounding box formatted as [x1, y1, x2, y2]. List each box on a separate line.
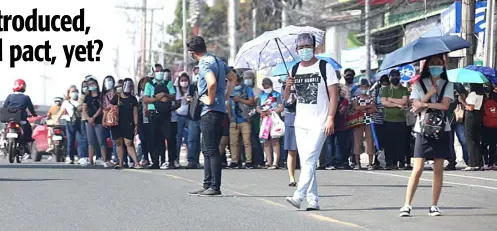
[428, 206, 442, 216]
[399, 205, 412, 217]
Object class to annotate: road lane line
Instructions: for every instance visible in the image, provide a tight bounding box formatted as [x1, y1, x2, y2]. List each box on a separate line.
[125, 169, 367, 229]
[426, 172, 497, 182]
[358, 171, 497, 190]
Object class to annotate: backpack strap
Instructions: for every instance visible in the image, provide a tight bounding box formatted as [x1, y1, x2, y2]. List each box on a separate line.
[418, 79, 431, 103]
[437, 81, 449, 103]
[291, 62, 300, 78]
[319, 60, 330, 99]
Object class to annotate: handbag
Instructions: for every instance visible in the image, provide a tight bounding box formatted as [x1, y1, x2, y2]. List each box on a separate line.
[454, 104, 464, 123]
[419, 80, 448, 140]
[270, 111, 285, 138]
[104, 96, 120, 127]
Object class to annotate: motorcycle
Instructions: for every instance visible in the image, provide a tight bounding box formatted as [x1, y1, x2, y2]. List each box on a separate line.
[3, 117, 24, 163]
[48, 125, 67, 162]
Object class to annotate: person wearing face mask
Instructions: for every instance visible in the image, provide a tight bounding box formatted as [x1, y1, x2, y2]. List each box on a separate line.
[76, 80, 90, 165]
[283, 33, 339, 211]
[109, 78, 142, 169]
[44, 97, 63, 153]
[111, 79, 132, 167]
[256, 78, 284, 171]
[136, 77, 151, 166]
[227, 74, 255, 169]
[143, 66, 176, 169]
[83, 78, 110, 167]
[380, 69, 409, 170]
[57, 85, 86, 164]
[175, 73, 191, 167]
[400, 55, 454, 217]
[186, 36, 238, 197]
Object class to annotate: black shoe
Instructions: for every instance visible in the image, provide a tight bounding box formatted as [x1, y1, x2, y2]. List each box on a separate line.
[245, 162, 254, 169]
[445, 163, 456, 171]
[188, 188, 207, 195]
[148, 164, 160, 169]
[228, 163, 238, 169]
[186, 163, 196, 169]
[199, 188, 222, 197]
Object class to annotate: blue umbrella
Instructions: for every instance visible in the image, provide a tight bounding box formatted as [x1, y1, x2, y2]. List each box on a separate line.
[316, 53, 342, 69]
[380, 35, 471, 70]
[464, 65, 497, 85]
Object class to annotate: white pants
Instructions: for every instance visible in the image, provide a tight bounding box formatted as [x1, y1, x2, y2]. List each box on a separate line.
[292, 127, 327, 203]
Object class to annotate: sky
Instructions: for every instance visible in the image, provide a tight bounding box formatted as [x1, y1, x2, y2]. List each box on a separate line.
[0, 0, 178, 105]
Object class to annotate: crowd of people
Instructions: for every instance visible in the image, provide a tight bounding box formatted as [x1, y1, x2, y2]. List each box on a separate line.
[3, 34, 497, 216]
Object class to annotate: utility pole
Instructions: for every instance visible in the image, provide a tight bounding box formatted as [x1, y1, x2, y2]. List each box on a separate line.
[183, 0, 188, 72]
[252, 2, 257, 39]
[149, 10, 154, 65]
[281, 2, 288, 28]
[484, 0, 493, 66]
[491, 2, 497, 68]
[116, 1, 163, 78]
[228, 0, 238, 65]
[365, 0, 371, 80]
[460, 0, 476, 67]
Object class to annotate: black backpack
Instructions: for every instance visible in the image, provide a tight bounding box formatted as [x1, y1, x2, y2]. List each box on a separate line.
[419, 80, 448, 140]
[150, 80, 172, 116]
[187, 83, 202, 121]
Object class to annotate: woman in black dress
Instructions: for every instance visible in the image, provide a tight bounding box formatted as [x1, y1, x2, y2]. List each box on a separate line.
[110, 78, 141, 169]
[400, 55, 454, 217]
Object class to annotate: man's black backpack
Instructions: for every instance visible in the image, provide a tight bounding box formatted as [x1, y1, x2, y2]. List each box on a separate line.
[418, 80, 449, 140]
[150, 80, 172, 116]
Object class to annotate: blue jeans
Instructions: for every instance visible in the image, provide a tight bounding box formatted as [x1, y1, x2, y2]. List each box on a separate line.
[176, 115, 189, 160]
[78, 121, 89, 158]
[66, 120, 84, 161]
[449, 123, 469, 164]
[187, 120, 201, 164]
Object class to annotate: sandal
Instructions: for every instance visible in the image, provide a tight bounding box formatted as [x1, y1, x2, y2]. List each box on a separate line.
[268, 165, 279, 170]
[265, 164, 271, 169]
[288, 182, 297, 187]
[462, 167, 477, 171]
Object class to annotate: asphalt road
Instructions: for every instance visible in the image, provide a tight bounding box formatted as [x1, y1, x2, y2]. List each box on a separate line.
[0, 159, 496, 231]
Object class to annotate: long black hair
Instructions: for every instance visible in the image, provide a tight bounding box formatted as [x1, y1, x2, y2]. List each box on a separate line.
[178, 73, 190, 96]
[122, 78, 135, 95]
[81, 80, 88, 95]
[420, 55, 448, 81]
[102, 75, 116, 93]
[86, 77, 100, 96]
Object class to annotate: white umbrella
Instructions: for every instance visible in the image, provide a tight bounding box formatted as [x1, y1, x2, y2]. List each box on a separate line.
[234, 25, 325, 70]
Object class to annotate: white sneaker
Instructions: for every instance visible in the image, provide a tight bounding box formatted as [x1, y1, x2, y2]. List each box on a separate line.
[285, 197, 301, 209]
[103, 161, 115, 168]
[79, 158, 90, 166]
[95, 158, 105, 166]
[74, 156, 80, 161]
[160, 163, 168, 170]
[306, 200, 320, 211]
[129, 162, 135, 168]
[174, 160, 180, 168]
[428, 206, 442, 216]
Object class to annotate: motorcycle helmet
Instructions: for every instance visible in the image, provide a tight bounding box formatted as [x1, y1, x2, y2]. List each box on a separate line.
[13, 79, 26, 92]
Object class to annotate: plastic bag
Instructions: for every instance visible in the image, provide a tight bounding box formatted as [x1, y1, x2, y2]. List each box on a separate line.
[259, 115, 272, 139]
[270, 111, 285, 138]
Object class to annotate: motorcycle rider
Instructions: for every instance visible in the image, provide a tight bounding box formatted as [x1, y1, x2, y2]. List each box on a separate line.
[46, 97, 64, 152]
[2, 79, 38, 157]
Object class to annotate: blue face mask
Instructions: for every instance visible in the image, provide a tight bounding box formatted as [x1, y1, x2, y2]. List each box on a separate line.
[244, 79, 253, 86]
[89, 86, 97, 91]
[155, 72, 164, 81]
[298, 48, 314, 62]
[360, 89, 368, 95]
[429, 65, 444, 77]
[234, 85, 242, 90]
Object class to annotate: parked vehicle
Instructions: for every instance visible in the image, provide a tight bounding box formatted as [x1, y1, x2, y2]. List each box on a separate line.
[0, 108, 26, 163]
[32, 118, 67, 162]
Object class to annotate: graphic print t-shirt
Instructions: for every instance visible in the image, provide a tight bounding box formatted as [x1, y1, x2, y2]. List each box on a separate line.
[291, 61, 339, 130]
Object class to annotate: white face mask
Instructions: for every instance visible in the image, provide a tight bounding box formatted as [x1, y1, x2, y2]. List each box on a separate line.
[180, 82, 189, 87]
[263, 88, 272, 94]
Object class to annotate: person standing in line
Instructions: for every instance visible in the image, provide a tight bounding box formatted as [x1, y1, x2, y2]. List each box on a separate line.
[83, 78, 109, 166]
[227, 74, 255, 169]
[137, 77, 151, 166]
[142, 69, 176, 169]
[186, 68, 203, 169]
[381, 69, 409, 170]
[162, 71, 181, 169]
[187, 36, 238, 196]
[110, 78, 142, 169]
[175, 73, 191, 166]
[400, 55, 453, 217]
[55, 85, 85, 164]
[77, 80, 90, 165]
[462, 83, 485, 171]
[284, 33, 339, 211]
[344, 68, 359, 168]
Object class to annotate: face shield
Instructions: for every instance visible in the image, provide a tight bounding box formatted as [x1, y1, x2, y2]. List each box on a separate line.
[123, 80, 134, 94]
[104, 78, 115, 90]
[164, 71, 172, 81]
